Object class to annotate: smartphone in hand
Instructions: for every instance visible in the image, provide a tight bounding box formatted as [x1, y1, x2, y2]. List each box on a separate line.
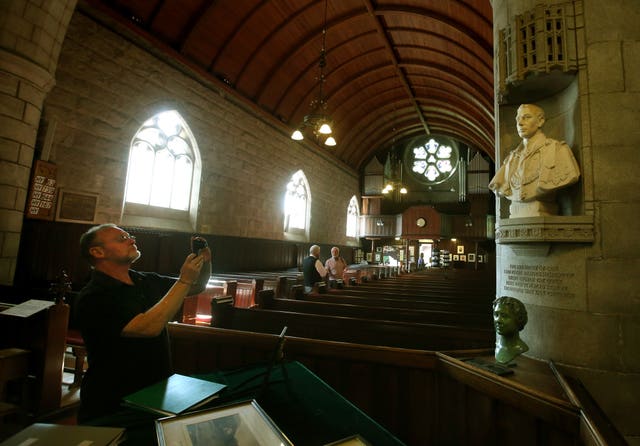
[191, 236, 208, 254]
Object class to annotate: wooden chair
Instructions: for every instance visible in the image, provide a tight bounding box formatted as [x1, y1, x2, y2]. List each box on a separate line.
[0, 348, 30, 430]
[64, 329, 86, 389]
[53, 273, 87, 390]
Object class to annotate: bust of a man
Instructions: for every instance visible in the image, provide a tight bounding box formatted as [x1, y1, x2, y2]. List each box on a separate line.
[493, 296, 529, 364]
[489, 104, 580, 218]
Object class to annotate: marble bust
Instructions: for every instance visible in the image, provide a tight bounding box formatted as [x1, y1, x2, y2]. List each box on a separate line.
[488, 104, 580, 218]
[493, 296, 529, 364]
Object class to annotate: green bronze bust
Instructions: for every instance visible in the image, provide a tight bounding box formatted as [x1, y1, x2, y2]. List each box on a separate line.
[493, 296, 529, 364]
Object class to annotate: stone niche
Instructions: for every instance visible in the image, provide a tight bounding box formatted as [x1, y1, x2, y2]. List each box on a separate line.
[497, 2, 580, 105]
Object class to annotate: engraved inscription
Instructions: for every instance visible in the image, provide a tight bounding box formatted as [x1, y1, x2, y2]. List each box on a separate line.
[503, 264, 575, 299]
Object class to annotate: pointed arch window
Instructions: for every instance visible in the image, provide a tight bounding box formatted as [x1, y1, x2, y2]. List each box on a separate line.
[346, 196, 359, 237]
[284, 170, 310, 233]
[125, 110, 196, 210]
[122, 110, 201, 231]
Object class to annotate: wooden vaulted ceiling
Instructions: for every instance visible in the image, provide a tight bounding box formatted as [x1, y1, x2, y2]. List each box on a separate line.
[82, 0, 495, 172]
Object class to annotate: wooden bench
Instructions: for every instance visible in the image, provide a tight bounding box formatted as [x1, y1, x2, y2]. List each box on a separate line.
[300, 291, 491, 314]
[212, 272, 302, 300]
[180, 281, 238, 324]
[256, 291, 493, 329]
[331, 282, 494, 298]
[210, 302, 494, 351]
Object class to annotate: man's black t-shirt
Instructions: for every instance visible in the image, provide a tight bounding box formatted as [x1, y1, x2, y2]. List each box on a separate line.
[75, 269, 175, 421]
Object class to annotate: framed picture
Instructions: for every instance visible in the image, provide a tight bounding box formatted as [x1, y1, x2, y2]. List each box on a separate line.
[453, 254, 459, 261]
[460, 254, 466, 262]
[156, 400, 292, 446]
[324, 434, 372, 445]
[366, 253, 372, 262]
[478, 255, 484, 263]
[55, 189, 98, 223]
[468, 253, 476, 262]
[457, 245, 464, 254]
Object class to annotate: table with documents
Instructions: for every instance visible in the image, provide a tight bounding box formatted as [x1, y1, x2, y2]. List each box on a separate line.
[197, 360, 405, 446]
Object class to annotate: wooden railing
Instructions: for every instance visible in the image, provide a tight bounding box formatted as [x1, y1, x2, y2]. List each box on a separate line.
[167, 324, 621, 446]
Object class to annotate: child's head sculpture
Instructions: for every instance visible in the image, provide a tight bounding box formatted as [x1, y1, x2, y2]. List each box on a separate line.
[493, 296, 529, 364]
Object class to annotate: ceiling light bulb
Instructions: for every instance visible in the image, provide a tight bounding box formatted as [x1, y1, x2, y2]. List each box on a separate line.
[382, 188, 389, 194]
[400, 187, 407, 194]
[291, 130, 304, 140]
[318, 123, 332, 134]
[324, 136, 336, 146]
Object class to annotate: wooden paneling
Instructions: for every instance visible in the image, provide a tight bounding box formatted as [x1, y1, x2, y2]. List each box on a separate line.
[402, 205, 443, 238]
[13, 221, 354, 292]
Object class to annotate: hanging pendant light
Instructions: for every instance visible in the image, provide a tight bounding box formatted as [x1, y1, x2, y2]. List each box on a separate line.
[290, 0, 337, 147]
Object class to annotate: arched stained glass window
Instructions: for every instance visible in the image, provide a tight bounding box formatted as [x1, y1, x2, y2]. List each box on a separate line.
[346, 196, 359, 237]
[125, 110, 195, 211]
[284, 170, 309, 232]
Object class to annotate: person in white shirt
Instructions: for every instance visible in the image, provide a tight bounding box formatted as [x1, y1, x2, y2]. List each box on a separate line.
[325, 247, 347, 287]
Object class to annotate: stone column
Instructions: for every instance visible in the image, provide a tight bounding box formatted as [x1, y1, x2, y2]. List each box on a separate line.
[492, 0, 640, 440]
[0, 0, 76, 285]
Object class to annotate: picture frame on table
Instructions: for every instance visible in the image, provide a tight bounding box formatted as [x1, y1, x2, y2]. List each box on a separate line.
[468, 253, 476, 262]
[324, 434, 373, 445]
[453, 254, 459, 261]
[459, 254, 466, 262]
[155, 400, 292, 446]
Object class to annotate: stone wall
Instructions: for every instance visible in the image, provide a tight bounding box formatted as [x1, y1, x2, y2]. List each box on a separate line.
[492, 0, 640, 440]
[42, 12, 359, 247]
[0, 0, 76, 285]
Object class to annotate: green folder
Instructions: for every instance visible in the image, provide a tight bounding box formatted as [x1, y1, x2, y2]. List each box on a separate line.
[123, 373, 227, 416]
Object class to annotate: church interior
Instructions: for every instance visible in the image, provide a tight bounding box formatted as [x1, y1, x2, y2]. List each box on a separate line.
[0, 0, 638, 445]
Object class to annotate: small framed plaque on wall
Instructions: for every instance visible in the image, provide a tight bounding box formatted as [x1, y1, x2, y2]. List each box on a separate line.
[25, 160, 57, 220]
[56, 189, 99, 223]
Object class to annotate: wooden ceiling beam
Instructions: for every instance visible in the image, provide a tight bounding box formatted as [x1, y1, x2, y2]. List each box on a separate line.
[362, 0, 430, 136]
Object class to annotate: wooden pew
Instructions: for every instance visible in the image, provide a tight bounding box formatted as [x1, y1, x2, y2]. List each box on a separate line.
[0, 301, 69, 418]
[167, 323, 617, 446]
[210, 302, 494, 351]
[300, 291, 491, 314]
[255, 292, 493, 329]
[335, 277, 495, 294]
[180, 280, 237, 324]
[212, 271, 302, 300]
